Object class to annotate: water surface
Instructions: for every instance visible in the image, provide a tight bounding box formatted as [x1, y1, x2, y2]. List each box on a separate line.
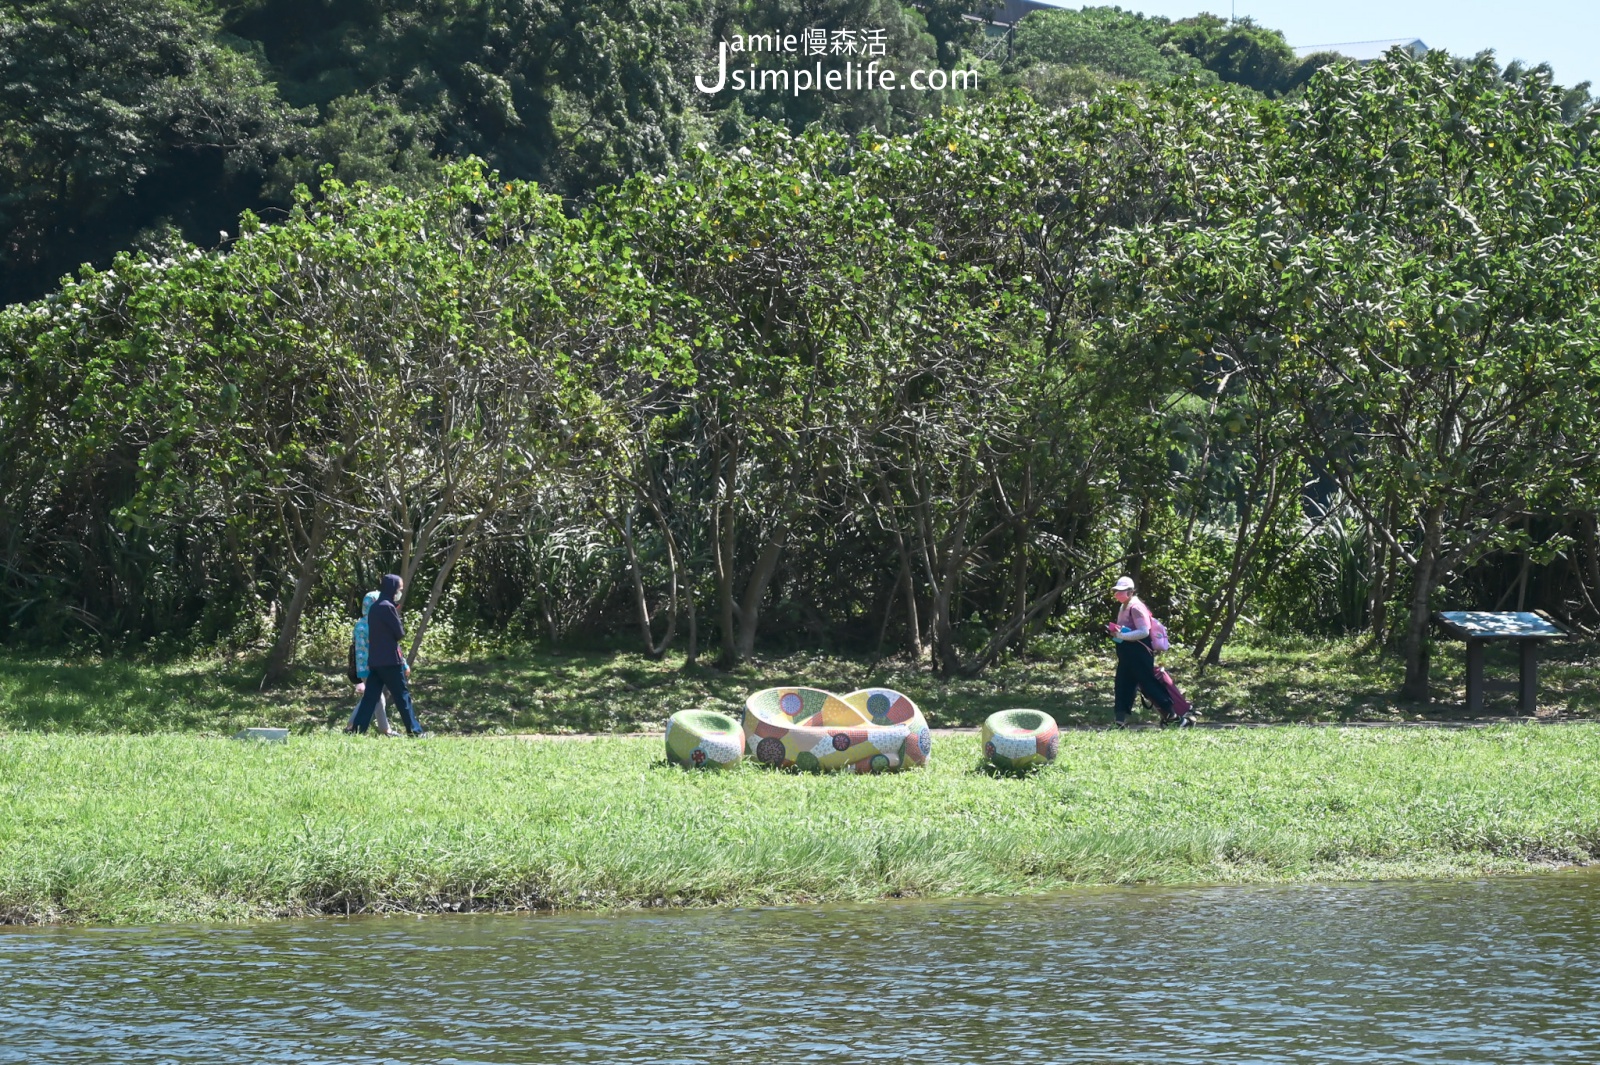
[4, 874, 1599, 1063]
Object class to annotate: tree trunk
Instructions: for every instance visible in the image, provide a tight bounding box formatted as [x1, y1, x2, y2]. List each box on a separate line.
[398, 496, 415, 590]
[877, 473, 924, 663]
[1127, 498, 1150, 588]
[714, 559, 736, 666]
[1513, 516, 1531, 612]
[887, 524, 923, 662]
[902, 458, 980, 678]
[713, 503, 738, 669]
[540, 589, 558, 646]
[1193, 455, 1269, 669]
[1011, 464, 1033, 653]
[684, 577, 699, 667]
[399, 503, 448, 597]
[261, 535, 324, 688]
[712, 441, 739, 668]
[1012, 520, 1029, 653]
[615, 508, 679, 660]
[1366, 494, 1399, 650]
[1580, 513, 1600, 625]
[900, 546, 923, 662]
[1203, 504, 1334, 673]
[1399, 505, 1444, 702]
[407, 511, 484, 664]
[732, 524, 789, 662]
[926, 511, 970, 678]
[260, 460, 343, 688]
[1205, 612, 1242, 668]
[953, 567, 1079, 678]
[873, 565, 900, 661]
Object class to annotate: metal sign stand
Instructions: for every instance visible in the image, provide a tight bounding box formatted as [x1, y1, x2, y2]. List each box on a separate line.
[1433, 611, 1567, 714]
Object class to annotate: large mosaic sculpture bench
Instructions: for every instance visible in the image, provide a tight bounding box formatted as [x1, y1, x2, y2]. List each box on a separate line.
[743, 686, 932, 773]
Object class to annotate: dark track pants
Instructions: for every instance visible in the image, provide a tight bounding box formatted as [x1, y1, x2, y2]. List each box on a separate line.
[1113, 639, 1174, 723]
[350, 663, 421, 735]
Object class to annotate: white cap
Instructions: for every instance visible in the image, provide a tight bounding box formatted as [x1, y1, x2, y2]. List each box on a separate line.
[1113, 576, 1136, 592]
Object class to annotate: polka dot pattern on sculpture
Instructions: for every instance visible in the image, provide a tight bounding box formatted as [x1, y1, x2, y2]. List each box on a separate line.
[741, 687, 931, 773]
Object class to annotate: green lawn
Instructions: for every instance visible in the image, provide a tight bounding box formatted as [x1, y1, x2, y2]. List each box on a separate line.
[3, 725, 1597, 924]
[1, 636, 1596, 734]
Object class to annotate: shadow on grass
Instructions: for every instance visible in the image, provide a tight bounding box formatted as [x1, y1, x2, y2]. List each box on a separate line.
[1, 636, 1596, 734]
[0, 655, 289, 732]
[1180, 635, 1600, 724]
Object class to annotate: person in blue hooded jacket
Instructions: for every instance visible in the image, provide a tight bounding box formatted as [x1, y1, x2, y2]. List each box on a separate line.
[349, 574, 425, 736]
[344, 590, 395, 736]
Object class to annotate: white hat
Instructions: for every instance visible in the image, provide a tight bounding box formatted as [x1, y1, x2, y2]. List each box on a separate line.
[1113, 576, 1136, 591]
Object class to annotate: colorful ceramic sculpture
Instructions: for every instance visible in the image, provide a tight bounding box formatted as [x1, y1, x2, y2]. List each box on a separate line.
[665, 709, 744, 770]
[743, 687, 931, 773]
[982, 708, 1060, 772]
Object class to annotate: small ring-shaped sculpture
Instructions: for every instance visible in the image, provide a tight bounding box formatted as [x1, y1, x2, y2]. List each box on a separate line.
[665, 709, 744, 769]
[982, 708, 1060, 773]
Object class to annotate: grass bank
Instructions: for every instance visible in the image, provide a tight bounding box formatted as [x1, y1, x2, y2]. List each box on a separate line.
[2, 635, 1598, 734]
[4, 724, 1598, 924]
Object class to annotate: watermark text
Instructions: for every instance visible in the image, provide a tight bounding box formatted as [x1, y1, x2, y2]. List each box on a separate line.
[695, 29, 978, 95]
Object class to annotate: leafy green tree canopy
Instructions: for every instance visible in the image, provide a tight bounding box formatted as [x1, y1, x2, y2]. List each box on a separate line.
[1011, 6, 1206, 85]
[1158, 13, 1331, 97]
[0, 0, 309, 304]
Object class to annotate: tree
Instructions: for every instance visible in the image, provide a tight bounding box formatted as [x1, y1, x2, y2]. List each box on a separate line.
[1011, 6, 1204, 85]
[0, 0, 309, 305]
[850, 90, 1218, 676]
[911, 0, 984, 68]
[594, 127, 917, 668]
[222, 0, 711, 199]
[1158, 14, 1300, 96]
[325, 170, 582, 664]
[9, 55, 1600, 670]
[1141, 52, 1600, 699]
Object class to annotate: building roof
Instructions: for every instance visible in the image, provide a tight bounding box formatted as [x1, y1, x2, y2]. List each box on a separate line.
[1293, 38, 1428, 63]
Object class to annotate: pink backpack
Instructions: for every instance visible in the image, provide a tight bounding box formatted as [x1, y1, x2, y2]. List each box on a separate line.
[1150, 616, 1170, 653]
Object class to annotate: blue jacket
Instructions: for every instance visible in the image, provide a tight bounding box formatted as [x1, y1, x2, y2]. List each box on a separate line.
[352, 590, 380, 678]
[368, 574, 406, 669]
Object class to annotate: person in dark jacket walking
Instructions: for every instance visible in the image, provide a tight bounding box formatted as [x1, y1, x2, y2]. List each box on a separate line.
[349, 573, 425, 736]
[344, 589, 395, 736]
[1106, 575, 1187, 728]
